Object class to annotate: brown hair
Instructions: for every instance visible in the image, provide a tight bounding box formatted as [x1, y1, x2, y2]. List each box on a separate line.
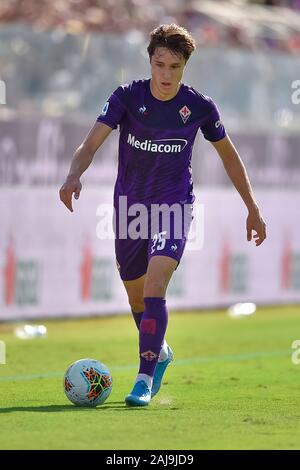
[147, 24, 196, 62]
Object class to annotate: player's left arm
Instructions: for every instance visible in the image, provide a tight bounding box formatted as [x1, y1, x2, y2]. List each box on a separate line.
[211, 135, 267, 246]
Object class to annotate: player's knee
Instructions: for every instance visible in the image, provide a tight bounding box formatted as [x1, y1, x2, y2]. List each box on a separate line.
[128, 297, 145, 313]
[143, 279, 166, 298]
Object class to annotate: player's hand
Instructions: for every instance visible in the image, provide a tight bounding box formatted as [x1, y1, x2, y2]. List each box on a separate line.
[59, 176, 82, 212]
[246, 208, 266, 246]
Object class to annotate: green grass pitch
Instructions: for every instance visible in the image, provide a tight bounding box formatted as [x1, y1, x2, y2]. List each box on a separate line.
[0, 305, 300, 450]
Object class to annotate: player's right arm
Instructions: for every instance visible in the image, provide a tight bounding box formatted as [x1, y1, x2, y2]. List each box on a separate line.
[59, 122, 113, 212]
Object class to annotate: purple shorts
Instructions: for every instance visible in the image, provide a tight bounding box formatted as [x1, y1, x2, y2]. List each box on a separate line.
[114, 202, 193, 281]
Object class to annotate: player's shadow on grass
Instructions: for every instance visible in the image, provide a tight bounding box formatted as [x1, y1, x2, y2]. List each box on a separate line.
[0, 402, 180, 412]
[0, 402, 128, 413]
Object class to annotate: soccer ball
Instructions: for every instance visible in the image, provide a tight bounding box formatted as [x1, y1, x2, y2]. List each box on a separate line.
[63, 358, 112, 407]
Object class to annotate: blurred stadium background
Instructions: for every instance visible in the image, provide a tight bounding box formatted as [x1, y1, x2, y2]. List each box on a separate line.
[0, 0, 300, 320]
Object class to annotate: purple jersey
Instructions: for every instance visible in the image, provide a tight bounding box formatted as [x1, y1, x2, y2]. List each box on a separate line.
[97, 79, 226, 206]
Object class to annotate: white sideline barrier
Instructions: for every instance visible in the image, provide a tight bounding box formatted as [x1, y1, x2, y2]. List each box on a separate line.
[0, 187, 299, 320]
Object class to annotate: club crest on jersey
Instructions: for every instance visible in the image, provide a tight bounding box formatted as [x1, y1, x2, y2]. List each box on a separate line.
[179, 105, 191, 124]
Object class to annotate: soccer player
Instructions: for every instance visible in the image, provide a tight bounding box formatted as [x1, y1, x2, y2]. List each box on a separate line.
[60, 24, 267, 406]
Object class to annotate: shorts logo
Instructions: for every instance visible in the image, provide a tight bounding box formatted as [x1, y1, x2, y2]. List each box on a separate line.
[116, 260, 120, 272]
[179, 105, 191, 124]
[215, 120, 222, 128]
[139, 105, 148, 115]
[101, 101, 109, 116]
[141, 350, 158, 361]
[171, 243, 178, 252]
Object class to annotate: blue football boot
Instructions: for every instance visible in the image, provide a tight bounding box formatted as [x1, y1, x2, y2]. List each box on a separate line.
[125, 380, 151, 407]
[151, 346, 174, 398]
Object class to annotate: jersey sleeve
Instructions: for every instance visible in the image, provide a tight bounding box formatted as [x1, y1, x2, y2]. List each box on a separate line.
[199, 98, 226, 142]
[96, 86, 127, 129]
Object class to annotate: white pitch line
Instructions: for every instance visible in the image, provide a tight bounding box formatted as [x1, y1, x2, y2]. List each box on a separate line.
[0, 349, 290, 382]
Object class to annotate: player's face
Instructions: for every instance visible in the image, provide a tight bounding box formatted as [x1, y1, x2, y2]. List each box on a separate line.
[150, 47, 186, 100]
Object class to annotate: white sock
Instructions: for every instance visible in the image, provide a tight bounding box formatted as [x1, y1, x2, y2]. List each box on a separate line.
[135, 373, 153, 389]
[158, 340, 169, 362]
